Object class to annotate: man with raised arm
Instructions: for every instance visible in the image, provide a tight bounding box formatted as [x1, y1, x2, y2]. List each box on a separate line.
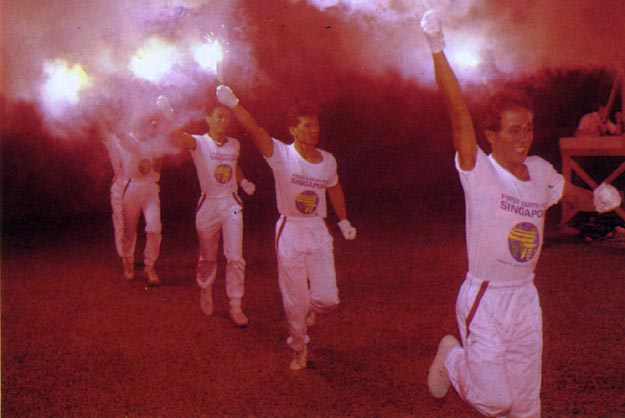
[173, 103, 255, 327]
[117, 116, 165, 286]
[216, 85, 356, 370]
[420, 8, 622, 417]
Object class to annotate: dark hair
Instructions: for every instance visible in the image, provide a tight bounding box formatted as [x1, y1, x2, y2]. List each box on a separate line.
[481, 89, 534, 132]
[284, 100, 319, 130]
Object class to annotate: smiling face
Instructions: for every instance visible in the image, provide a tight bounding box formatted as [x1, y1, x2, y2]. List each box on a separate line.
[486, 105, 534, 171]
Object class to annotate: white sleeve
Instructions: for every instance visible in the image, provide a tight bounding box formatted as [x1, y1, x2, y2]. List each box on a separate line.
[327, 152, 339, 188]
[455, 148, 490, 191]
[542, 161, 565, 208]
[264, 138, 287, 170]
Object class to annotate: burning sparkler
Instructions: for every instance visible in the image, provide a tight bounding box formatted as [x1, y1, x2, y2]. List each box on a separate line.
[129, 37, 183, 83]
[40, 59, 92, 116]
[191, 35, 224, 81]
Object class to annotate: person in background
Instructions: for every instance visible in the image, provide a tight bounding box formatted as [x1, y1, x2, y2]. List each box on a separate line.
[575, 104, 619, 137]
[117, 115, 165, 286]
[173, 103, 255, 327]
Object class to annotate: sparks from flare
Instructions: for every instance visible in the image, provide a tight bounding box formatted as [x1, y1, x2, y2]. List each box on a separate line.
[129, 37, 183, 83]
[41, 59, 92, 115]
[191, 37, 224, 74]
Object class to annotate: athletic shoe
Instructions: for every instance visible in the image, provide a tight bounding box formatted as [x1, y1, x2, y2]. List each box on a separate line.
[427, 334, 460, 398]
[229, 308, 249, 328]
[144, 266, 160, 286]
[200, 287, 213, 316]
[289, 346, 308, 371]
[306, 310, 316, 327]
[123, 258, 135, 281]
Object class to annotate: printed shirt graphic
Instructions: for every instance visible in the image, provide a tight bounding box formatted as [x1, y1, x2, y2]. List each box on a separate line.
[456, 149, 564, 282]
[118, 133, 160, 183]
[265, 138, 338, 218]
[190, 134, 239, 198]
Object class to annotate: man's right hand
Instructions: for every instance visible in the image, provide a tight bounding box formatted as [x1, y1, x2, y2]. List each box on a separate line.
[216, 85, 239, 109]
[420, 10, 445, 53]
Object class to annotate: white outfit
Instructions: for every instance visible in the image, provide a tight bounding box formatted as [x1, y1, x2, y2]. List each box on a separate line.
[119, 134, 162, 268]
[103, 134, 126, 258]
[445, 149, 564, 417]
[265, 138, 340, 351]
[190, 134, 245, 309]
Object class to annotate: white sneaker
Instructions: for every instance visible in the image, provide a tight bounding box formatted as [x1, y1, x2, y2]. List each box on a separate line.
[144, 266, 160, 286]
[229, 308, 249, 327]
[427, 335, 460, 399]
[289, 346, 308, 371]
[200, 287, 213, 316]
[123, 258, 135, 280]
[306, 310, 316, 327]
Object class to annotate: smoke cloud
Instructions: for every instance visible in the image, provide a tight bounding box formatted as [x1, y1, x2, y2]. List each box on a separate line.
[2, 0, 624, 136]
[1, 0, 624, 221]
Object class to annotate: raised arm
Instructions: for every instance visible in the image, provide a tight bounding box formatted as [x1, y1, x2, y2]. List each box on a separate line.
[421, 10, 477, 170]
[172, 130, 197, 151]
[216, 85, 274, 158]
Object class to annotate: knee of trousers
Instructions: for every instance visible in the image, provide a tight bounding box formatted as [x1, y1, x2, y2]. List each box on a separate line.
[474, 389, 514, 417]
[145, 222, 163, 235]
[196, 271, 217, 288]
[310, 295, 339, 313]
[226, 258, 245, 270]
[196, 259, 217, 278]
[145, 225, 162, 235]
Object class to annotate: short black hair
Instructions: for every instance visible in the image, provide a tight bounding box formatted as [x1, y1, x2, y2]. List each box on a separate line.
[284, 100, 319, 130]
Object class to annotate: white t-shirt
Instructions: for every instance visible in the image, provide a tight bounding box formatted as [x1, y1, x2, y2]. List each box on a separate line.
[265, 138, 338, 218]
[456, 149, 564, 283]
[118, 133, 160, 183]
[190, 134, 240, 198]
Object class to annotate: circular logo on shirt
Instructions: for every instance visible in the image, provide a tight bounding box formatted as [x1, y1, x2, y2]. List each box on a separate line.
[295, 190, 319, 215]
[508, 222, 540, 263]
[138, 158, 152, 175]
[214, 164, 233, 184]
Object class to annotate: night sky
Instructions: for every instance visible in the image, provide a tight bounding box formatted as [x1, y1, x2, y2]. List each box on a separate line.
[2, 0, 624, 224]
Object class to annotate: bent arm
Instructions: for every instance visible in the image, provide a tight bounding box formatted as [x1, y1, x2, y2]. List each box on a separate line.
[562, 181, 595, 212]
[172, 130, 197, 150]
[236, 165, 245, 184]
[327, 182, 348, 221]
[432, 51, 477, 170]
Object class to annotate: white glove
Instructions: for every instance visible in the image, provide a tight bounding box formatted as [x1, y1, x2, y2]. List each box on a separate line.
[240, 179, 256, 196]
[338, 219, 357, 240]
[216, 85, 239, 109]
[593, 183, 622, 213]
[420, 10, 445, 53]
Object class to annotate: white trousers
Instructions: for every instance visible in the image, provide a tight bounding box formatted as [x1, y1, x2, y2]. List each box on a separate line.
[445, 275, 542, 418]
[275, 216, 339, 351]
[195, 195, 245, 310]
[121, 180, 162, 268]
[110, 177, 126, 258]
